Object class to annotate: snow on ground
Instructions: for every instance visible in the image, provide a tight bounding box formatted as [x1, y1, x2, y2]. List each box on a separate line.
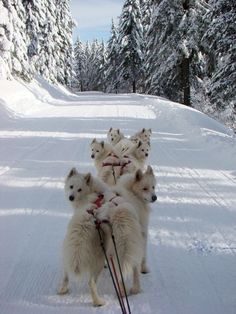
[0, 78, 236, 314]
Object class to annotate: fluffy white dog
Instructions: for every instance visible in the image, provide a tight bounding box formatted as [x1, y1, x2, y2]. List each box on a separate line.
[58, 168, 143, 306]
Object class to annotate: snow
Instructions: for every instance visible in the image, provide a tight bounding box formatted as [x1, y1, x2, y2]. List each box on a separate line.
[0, 77, 236, 314]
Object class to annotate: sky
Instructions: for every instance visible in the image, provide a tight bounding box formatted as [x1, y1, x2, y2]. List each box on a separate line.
[70, 0, 124, 43]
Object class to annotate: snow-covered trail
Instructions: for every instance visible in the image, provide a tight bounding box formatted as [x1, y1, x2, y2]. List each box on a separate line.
[0, 80, 236, 314]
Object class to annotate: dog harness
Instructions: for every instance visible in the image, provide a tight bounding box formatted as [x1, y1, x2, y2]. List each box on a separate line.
[102, 152, 132, 176]
[102, 152, 120, 167]
[93, 194, 104, 208]
[86, 194, 109, 227]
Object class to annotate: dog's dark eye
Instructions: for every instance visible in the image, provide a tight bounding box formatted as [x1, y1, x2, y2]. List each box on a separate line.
[142, 149, 144, 152]
[96, 150, 99, 153]
[78, 188, 82, 192]
[70, 185, 73, 189]
[152, 186, 155, 189]
[143, 187, 148, 191]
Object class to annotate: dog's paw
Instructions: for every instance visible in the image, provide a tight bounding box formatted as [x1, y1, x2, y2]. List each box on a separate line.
[93, 297, 106, 307]
[141, 264, 150, 274]
[57, 286, 69, 295]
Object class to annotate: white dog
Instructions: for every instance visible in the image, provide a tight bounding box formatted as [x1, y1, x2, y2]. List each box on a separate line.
[115, 128, 152, 155]
[113, 166, 157, 274]
[107, 127, 125, 146]
[130, 128, 152, 144]
[58, 168, 143, 306]
[124, 140, 151, 171]
[90, 138, 121, 185]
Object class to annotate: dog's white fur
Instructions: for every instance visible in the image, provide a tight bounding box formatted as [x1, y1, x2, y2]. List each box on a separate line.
[114, 138, 135, 155]
[125, 140, 150, 171]
[107, 127, 124, 146]
[130, 128, 152, 144]
[59, 168, 143, 306]
[115, 128, 152, 156]
[113, 166, 157, 274]
[90, 138, 121, 185]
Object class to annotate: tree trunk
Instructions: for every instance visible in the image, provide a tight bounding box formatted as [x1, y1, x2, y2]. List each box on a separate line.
[182, 57, 191, 106]
[132, 80, 136, 93]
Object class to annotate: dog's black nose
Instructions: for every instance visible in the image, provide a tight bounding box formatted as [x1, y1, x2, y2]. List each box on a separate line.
[91, 154, 94, 159]
[152, 195, 157, 202]
[145, 153, 148, 157]
[69, 195, 74, 202]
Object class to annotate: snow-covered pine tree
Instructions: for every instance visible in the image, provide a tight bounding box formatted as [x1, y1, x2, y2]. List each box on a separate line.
[0, 0, 32, 80]
[33, 0, 58, 83]
[140, 0, 153, 38]
[201, 0, 236, 130]
[106, 19, 120, 93]
[1, 0, 74, 86]
[0, 0, 13, 79]
[74, 38, 109, 92]
[118, 0, 144, 93]
[145, 0, 208, 105]
[74, 37, 86, 91]
[55, 0, 74, 86]
[80, 41, 91, 91]
[139, 0, 153, 92]
[24, 0, 41, 64]
[87, 40, 101, 90]
[96, 41, 107, 92]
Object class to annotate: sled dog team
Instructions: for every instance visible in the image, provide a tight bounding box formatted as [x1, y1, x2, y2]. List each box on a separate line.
[58, 127, 157, 307]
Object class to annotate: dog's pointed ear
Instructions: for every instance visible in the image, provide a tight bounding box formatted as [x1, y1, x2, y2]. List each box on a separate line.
[149, 128, 152, 134]
[146, 165, 154, 175]
[91, 138, 96, 144]
[147, 140, 151, 147]
[117, 129, 120, 134]
[101, 141, 104, 148]
[84, 172, 92, 186]
[137, 140, 142, 148]
[109, 127, 112, 132]
[142, 128, 145, 133]
[68, 167, 77, 178]
[135, 169, 143, 182]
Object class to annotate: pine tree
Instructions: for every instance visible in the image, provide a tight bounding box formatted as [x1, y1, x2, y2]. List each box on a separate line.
[96, 41, 107, 92]
[140, 0, 153, 38]
[74, 38, 86, 91]
[74, 40, 107, 91]
[1, 0, 74, 86]
[0, 0, 13, 79]
[201, 0, 236, 129]
[145, 0, 208, 106]
[118, 0, 144, 93]
[106, 20, 120, 93]
[55, 0, 74, 86]
[0, 0, 32, 80]
[140, 0, 153, 92]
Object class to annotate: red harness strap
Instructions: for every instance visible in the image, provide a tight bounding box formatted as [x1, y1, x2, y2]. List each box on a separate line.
[93, 194, 104, 208]
[102, 152, 121, 167]
[120, 156, 132, 175]
[108, 152, 119, 159]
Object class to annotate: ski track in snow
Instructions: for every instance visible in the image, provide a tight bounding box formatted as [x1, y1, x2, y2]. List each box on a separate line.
[0, 83, 236, 314]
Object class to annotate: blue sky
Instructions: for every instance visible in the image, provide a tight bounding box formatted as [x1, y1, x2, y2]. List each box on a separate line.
[70, 0, 123, 43]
